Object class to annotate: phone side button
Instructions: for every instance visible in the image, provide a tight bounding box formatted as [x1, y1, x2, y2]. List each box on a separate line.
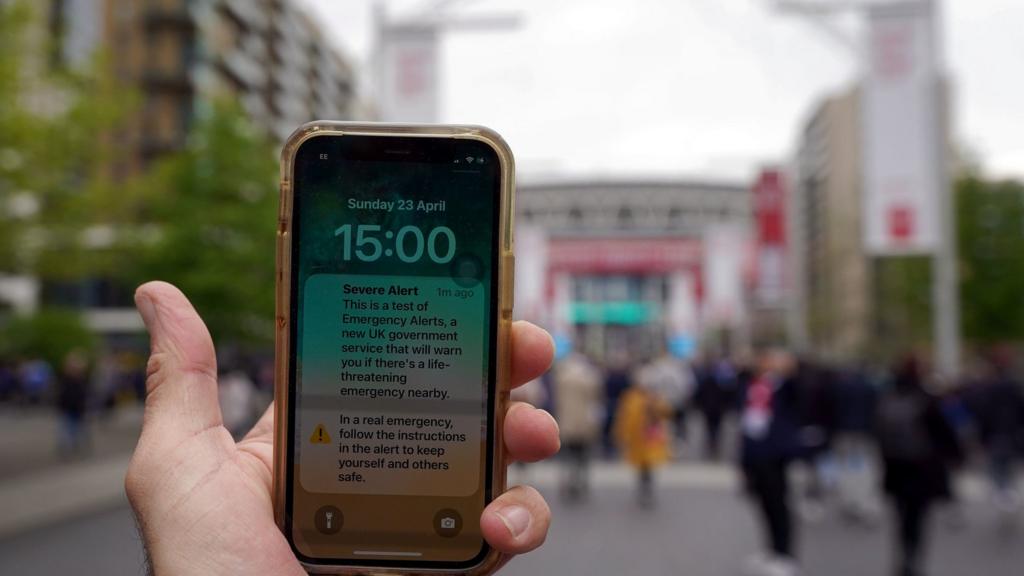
[501, 254, 514, 312]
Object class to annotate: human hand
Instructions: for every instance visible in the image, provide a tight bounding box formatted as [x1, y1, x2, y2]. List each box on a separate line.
[126, 281, 559, 575]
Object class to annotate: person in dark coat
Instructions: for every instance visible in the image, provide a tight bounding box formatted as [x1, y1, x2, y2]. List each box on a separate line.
[877, 357, 962, 576]
[740, 349, 802, 576]
[795, 361, 839, 517]
[602, 351, 632, 457]
[695, 356, 738, 460]
[834, 364, 880, 522]
[973, 350, 1024, 511]
[56, 350, 91, 457]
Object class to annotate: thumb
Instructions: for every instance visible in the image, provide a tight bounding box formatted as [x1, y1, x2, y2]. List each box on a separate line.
[135, 281, 223, 442]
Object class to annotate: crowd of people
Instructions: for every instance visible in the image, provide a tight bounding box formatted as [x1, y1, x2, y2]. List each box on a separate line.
[5, 340, 1023, 575]
[547, 346, 1024, 576]
[0, 349, 274, 457]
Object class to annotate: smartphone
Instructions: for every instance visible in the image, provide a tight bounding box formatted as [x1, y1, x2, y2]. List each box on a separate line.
[274, 123, 515, 574]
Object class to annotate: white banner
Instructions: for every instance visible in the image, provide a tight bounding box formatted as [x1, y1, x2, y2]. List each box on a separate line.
[667, 272, 698, 336]
[377, 26, 439, 122]
[862, 5, 939, 255]
[703, 224, 747, 328]
[513, 225, 549, 323]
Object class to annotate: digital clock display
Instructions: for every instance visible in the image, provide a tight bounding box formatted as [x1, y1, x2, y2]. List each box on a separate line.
[333, 224, 456, 263]
[287, 133, 501, 568]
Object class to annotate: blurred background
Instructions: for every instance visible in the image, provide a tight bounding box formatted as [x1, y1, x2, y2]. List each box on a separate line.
[1, 0, 1023, 574]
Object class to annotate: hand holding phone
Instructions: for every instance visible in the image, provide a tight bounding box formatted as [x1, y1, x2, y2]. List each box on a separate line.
[125, 281, 558, 576]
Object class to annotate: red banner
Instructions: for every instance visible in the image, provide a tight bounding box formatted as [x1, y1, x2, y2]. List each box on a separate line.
[752, 169, 788, 304]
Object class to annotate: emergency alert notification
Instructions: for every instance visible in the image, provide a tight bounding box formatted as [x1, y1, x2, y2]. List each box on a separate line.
[298, 273, 485, 497]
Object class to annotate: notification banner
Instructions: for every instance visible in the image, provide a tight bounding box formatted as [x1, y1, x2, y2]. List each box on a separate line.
[298, 273, 485, 497]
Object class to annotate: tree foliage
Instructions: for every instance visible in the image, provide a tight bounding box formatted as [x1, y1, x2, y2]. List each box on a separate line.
[119, 101, 279, 344]
[0, 0, 135, 279]
[957, 175, 1024, 343]
[0, 308, 96, 366]
[872, 175, 1024, 358]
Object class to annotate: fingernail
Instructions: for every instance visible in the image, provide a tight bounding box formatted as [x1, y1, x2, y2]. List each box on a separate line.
[496, 505, 531, 539]
[538, 409, 558, 429]
[136, 292, 158, 329]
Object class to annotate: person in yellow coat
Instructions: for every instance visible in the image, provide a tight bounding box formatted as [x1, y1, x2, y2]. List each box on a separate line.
[614, 363, 674, 507]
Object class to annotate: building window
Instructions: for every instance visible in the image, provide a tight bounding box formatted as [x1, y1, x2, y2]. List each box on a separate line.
[668, 207, 682, 229]
[618, 207, 633, 228]
[568, 207, 583, 227]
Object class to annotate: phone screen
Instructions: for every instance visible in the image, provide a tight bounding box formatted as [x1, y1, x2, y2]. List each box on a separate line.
[286, 134, 502, 568]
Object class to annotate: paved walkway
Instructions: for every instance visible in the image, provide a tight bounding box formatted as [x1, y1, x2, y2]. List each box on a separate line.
[0, 405, 142, 480]
[1, 459, 1021, 575]
[0, 405, 140, 538]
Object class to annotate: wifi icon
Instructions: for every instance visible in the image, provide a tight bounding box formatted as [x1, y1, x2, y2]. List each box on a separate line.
[465, 156, 475, 164]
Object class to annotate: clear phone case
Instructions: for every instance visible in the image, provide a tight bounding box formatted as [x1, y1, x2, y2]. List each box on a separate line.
[273, 122, 516, 575]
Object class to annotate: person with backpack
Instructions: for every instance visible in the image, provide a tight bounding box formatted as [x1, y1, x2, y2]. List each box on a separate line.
[876, 357, 963, 576]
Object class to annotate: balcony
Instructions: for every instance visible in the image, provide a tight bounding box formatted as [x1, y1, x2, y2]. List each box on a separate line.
[219, 49, 267, 90]
[143, 3, 194, 30]
[141, 133, 187, 159]
[222, 0, 269, 32]
[141, 68, 192, 93]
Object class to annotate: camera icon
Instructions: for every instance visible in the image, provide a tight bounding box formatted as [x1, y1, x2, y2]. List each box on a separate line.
[433, 509, 462, 537]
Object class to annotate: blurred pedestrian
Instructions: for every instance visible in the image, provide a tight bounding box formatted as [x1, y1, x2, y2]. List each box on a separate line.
[740, 349, 801, 576]
[795, 361, 839, 522]
[647, 352, 695, 446]
[219, 368, 256, 439]
[601, 350, 632, 457]
[834, 363, 880, 524]
[56, 350, 91, 457]
[20, 357, 53, 405]
[0, 359, 17, 403]
[975, 349, 1024, 517]
[552, 352, 603, 502]
[614, 363, 673, 507]
[695, 356, 738, 460]
[93, 352, 122, 416]
[876, 357, 963, 576]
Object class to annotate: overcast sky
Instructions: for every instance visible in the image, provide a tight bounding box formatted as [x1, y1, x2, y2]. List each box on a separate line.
[298, 0, 1023, 182]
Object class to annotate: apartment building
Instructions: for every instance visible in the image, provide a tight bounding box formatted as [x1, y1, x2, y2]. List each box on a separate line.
[49, 0, 357, 175]
[9, 0, 358, 325]
[791, 88, 872, 361]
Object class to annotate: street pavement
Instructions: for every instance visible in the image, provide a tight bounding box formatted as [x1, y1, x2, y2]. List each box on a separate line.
[0, 406, 140, 538]
[1, 460, 1022, 576]
[0, 405, 142, 481]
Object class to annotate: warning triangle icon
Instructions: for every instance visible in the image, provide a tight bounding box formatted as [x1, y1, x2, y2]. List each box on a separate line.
[310, 423, 331, 444]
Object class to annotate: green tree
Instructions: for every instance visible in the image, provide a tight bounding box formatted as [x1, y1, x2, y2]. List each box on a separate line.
[0, 308, 95, 367]
[871, 256, 933, 362]
[957, 175, 1024, 343]
[0, 0, 36, 272]
[0, 0, 134, 280]
[121, 101, 279, 344]
[871, 175, 1024, 360]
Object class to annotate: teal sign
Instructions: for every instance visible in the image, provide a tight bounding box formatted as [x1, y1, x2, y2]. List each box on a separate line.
[569, 301, 660, 325]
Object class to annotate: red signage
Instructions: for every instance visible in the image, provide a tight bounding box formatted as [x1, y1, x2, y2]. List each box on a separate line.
[753, 169, 786, 247]
[752, 169, 788, 304]
[546, 237, 704, 302]
[547, 238, 702, 274]
[887, 204, 914, 243]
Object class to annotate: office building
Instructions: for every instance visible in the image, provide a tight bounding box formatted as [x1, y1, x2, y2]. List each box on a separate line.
[791, 87, 871, 361]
